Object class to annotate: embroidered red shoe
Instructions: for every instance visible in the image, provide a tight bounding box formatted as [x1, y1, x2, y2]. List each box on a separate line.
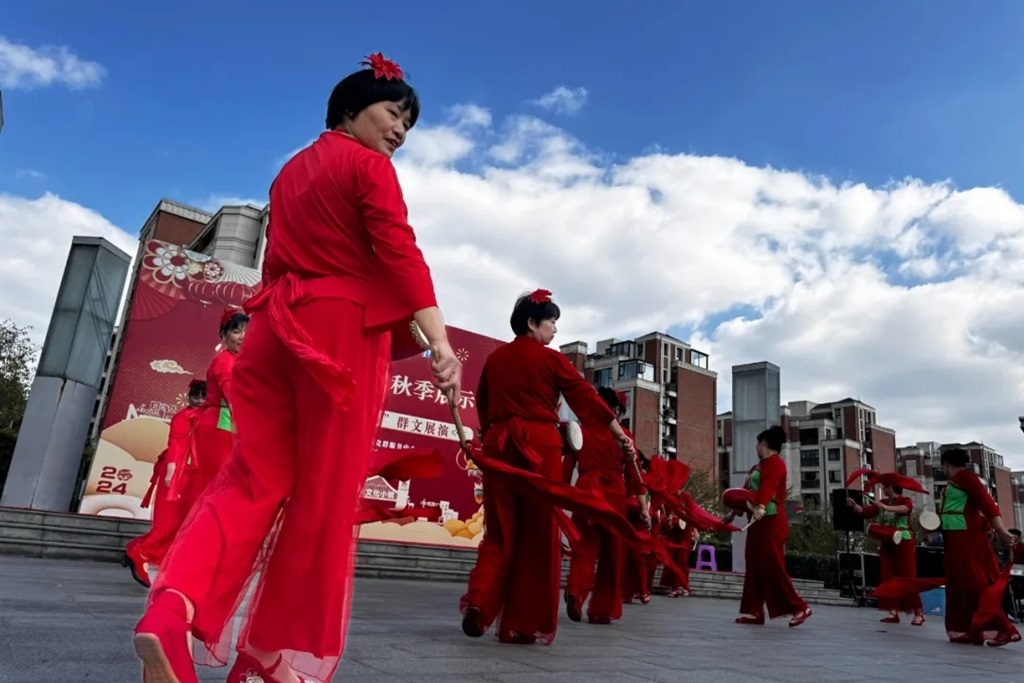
[132, 593, 198, 683]
[735, 614, 764, 625]
[879, 614, 900, 624]
[227, 653, 311, 683]
[565, 593, 582, 622]
[122, 547, 152, 588]
[789, 608, 812, 628]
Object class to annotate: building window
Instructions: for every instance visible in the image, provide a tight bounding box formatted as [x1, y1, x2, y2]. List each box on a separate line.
[663, 342, 669, 356]
[800, 449, 820, 467]
[833, 407, 842, 422]
[618, 360, 654, 382]
[662, 368, 669, 384]
[609, 341, 633, 358]
[800, 472, 821, 489]
[827, 448, 840, 462]
[594, 368, 613, 388]
[799, 429, 819, 446]
[676, 347, 683, 361]
[828, 470, 842, 484]
[690, 350, 709, 369]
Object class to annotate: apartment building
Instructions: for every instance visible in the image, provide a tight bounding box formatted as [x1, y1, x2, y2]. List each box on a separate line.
[560, 332, 718, 475]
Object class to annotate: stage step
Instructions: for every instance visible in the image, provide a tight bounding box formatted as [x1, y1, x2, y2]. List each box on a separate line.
[0, 507, 853, 607]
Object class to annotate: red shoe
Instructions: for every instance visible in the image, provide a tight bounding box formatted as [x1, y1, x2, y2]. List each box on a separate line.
[227, 653, 311, 683]
[879, 614, 900, 624]
[132, 593, 198, 683]
[122, 547, 152, 588]
[789, 608, 812, 628]
[984, 634, 1013, 648]
[735, 614, 765, 625]
[565, 593, 582, 623]
[462, 606, 484, 638]
[911, 615, 925, 626]
[639, 593, 651, 604]
[588, 616, 612, 625]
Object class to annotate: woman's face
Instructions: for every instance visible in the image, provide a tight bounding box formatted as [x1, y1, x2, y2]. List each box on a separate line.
[881, 485, 894, 498]
[222, 324, 246, 354]
[755, 439, 768, 460]
[345, 100, 412, 158]
[528, 317, 557, 346]
[188, 392, 206, 408]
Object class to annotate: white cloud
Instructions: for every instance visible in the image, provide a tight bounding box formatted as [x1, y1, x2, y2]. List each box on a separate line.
[194, 195, 267, 212]
[0, 36, 106, 90]
[6, 107, 1022, 470]
[15, 169, 46, 180]
[533, 86, 589, 115]
[0, 193, 136, 344]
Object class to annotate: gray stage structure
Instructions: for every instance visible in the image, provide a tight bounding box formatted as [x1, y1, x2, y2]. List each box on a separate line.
[1, 237, 131, 511]
[729, 361, 781, 573]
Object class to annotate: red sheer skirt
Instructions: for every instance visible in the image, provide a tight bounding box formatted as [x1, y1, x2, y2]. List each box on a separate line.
[877, 538, 922, 614]
[943, 529, 1020, 642]
[739, 514, 807, 619]
[149, 297, 390, 683]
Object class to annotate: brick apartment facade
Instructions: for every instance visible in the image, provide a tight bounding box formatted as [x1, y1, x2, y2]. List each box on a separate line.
[560, 333, 718, 477]
[717, 397, 896, 508]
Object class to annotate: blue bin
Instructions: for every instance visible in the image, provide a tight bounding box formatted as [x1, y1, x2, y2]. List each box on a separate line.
[921, 587, 946, 616]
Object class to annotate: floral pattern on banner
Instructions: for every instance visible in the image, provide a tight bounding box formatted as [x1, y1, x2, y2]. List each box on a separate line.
[138, 240, 258, 309]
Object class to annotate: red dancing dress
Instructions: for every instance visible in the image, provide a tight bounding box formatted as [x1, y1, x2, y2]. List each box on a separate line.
[657, 507, 694, 595]
[856, 496, 922, 616]
[940, 469, 1021, 644]
[185, 350, 236, 501]
[565, 420, 646, 623]
[738, 454, 808, 622]
[460, 335, 649, 644]
[144, 130, 438, 682]
[125, 406, 201, 577]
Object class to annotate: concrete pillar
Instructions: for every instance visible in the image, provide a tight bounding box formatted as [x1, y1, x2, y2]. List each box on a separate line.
[729, 362, 780, 573]
[1, 237, 131, 511]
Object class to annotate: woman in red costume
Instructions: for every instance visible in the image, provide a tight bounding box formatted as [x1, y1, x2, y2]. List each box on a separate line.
[133, 52, 462, 683]
[185, 310, 247, 500]
[845, 471, 926, 625]
[460, 289, 641, 645]
[723, 425, 812, 627]
[937, 448, 1020, 646]
[122, 380, 206, 587]
[565, 386, 650, 625]
[657, 505, 695, 598]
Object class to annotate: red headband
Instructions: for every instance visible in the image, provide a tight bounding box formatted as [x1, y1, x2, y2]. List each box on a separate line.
[615, 391, 628, 408]
[527, 288, 552, 304]
[360, 52, 404, 81]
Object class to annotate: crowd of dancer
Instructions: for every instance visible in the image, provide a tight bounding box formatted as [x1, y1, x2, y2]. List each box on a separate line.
[125, 52, 1021, 683]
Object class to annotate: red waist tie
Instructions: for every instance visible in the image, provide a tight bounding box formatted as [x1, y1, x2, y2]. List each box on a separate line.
[245, 273, 370, 408]
[470, 418, 656, 552]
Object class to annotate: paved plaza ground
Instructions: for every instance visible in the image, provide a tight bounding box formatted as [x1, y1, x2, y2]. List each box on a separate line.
[0, 555, 1019, 683]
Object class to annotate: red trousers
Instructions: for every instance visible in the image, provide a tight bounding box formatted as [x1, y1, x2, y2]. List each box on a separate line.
[739, 514, 808, 619]
[150, 296, 389, 683]
[566, 472, 626, 622]
[876, 535, 922, 614]
[622, 513, 653, 600]
[658, 533, 692, 592]
[188, 425, 233, 497]
[461, 424, 563, 644]
[129, 474, 187, 566]
[943, 528, 1020, 642]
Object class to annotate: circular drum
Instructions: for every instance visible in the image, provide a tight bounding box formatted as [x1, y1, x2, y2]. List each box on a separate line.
[559, 421, 583, 452]
[722, 487, 754, 513]
[919, 510, 941, 532]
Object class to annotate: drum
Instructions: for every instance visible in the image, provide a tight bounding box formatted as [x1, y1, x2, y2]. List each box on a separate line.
[867, 522, 902, 546]
[919, 510, 941, 532]
[722, 487, 754, 513]
[559, 421, 583, 452]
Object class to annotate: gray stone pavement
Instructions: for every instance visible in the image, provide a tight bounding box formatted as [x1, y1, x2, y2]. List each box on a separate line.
[0, 556, 1020, 683]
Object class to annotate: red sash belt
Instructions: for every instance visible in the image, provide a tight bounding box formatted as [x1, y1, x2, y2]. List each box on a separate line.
[470, 418, 656, 552]
[245, 273, 370, 408]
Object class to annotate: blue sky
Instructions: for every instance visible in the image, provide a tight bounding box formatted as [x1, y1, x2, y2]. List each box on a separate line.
[1, 0, 1021, 233]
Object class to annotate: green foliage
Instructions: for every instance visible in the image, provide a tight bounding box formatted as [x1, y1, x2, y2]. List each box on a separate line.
[0, 319, 38, 489]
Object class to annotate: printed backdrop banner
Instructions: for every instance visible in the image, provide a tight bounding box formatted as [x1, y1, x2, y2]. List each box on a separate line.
[78, 239, 509, 550]
[79, 240, 263, 518]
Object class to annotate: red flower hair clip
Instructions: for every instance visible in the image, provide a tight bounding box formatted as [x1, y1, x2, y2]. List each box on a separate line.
[527, 289, 553, 304]
[220, 308, 237, 328]
[615, 391, 629, 408]
[360, 52, 404, 81]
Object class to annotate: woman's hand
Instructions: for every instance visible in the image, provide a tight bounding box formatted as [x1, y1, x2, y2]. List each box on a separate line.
[164, 463, 176, 488]
[429, 339, 462, 394]
[617, 433, 635, 458]
[751, 504, 766, 522]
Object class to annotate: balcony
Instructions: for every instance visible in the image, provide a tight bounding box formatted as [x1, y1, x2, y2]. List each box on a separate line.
[665, 384, 677, 397]
[662, 408, 677, 425]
